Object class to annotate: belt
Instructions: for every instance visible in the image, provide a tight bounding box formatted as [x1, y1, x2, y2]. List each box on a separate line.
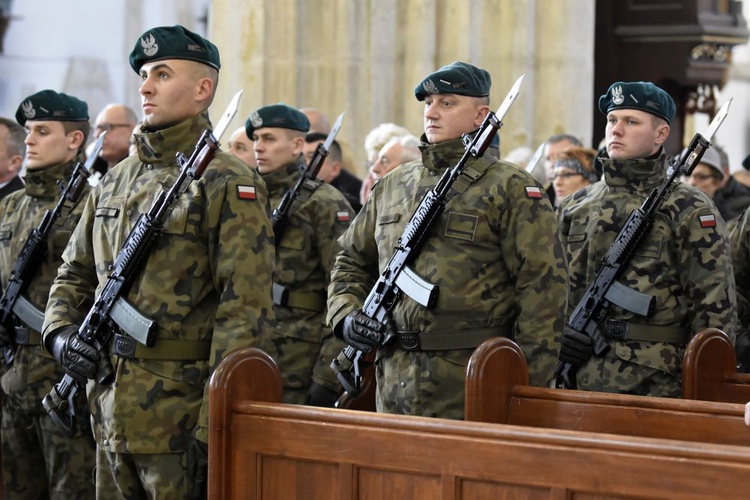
[110, 334, 211, 360]
[14, 327, 40, 346]
[604, 320, 689, 344]
[394, 327, 508, 351]
[272, 283, 326, 312]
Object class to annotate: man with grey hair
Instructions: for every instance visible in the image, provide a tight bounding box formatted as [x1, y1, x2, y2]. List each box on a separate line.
[369, 134, 421, 181]
[0, 117, 25, 200]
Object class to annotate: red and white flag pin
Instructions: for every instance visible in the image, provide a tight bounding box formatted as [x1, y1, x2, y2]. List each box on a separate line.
[525, 186, 543, 199]
[699, 214, 716, 228]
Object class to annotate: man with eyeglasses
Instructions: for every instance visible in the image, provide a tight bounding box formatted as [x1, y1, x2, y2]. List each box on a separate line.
[92, 103, 138, 173]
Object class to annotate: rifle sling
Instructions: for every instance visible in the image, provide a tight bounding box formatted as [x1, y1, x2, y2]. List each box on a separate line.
[444, 155, 493, 203]
[603, 320, 689, 344]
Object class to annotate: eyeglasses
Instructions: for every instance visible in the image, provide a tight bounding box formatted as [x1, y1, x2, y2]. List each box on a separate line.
[95, 123, 133, 133]
[551, 172, 583, 180]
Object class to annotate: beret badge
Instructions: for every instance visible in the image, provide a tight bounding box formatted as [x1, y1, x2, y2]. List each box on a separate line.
[22, 101, 35, 120]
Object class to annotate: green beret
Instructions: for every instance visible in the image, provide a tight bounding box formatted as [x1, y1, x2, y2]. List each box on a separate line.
[414, 61, 491, 101]
[598, 81, 675, 123]
[129, 25, 220, 73]
[245, 104, 310, 138]
[15, 89, 89, 126]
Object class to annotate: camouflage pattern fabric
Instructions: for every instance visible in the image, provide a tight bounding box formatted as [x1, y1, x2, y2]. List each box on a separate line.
[43, 111, 276, 458]
[558, 150, 737, 397]
[259, 161, 353, 404]
[328, 134, 566, 419]
[0, 162, 95, 498]
[730, 208, 750, 370]
[97, 448, 191, 500]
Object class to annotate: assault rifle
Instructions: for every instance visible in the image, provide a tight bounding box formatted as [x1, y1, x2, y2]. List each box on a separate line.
[42, 91, 243, 436]
[272, 112, 344, 242]
[0, 133, 106, 366]
[330, 75, 526, 397]
[554, 98, 732, 390]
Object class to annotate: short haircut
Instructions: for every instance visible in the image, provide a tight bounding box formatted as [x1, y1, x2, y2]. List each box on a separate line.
[61, 121, 91, 154]
[547, 133, 582, 147]
[305, 132, 342, 162]
[0, 117, 26, 159]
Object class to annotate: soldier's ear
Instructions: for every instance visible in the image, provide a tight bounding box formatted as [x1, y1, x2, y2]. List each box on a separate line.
[473, 104, 490, 128]
[654, 123, 670, 145]
[67, 129, 85, 152]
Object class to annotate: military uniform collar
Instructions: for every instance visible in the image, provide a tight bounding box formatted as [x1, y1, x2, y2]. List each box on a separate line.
[134, 111, 212, 166]
[601, 148, 667, 191]
[260, 158, 306, 195]
[23, 160, 76, 199]
[419, 134, 470, 173]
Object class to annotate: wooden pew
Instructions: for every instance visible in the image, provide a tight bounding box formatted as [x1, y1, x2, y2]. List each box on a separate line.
[209, 347, 750, 500]
[464, 336, 750, 447]
[682, 327, 750, 403]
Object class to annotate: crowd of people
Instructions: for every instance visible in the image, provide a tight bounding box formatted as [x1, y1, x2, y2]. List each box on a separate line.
[0, 23, 749, 499]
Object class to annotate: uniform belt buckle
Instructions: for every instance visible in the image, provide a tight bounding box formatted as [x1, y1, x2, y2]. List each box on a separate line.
[397, 331, 421, 351]
[113, 334, 137, 359]
[605, 320, 628, 341]
[14, 326, 30, 345]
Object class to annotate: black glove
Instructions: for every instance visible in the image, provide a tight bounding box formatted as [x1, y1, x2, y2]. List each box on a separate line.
[47, 325, 99, 382]
[0, 323, 10, 347]
[187, 438, 208, 500]
[559, 326, 594, 367]
[306, 382, 340, 407]
[341, 311, 386, 353]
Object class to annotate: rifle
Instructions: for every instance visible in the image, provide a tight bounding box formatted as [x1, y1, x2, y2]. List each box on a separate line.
[0, 133, 106, 365]
[554, 98, 732, 389]
[271, 112, 344, 242]
[42, 91, 243, 437]
[330, 75, 526, 397]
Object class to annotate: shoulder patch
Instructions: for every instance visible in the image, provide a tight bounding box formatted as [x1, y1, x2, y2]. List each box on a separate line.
[699, 214, 716, 228]
[237, 185, 257, 200]
[525, 186, 543, 199]
[336, 211, 351, 223]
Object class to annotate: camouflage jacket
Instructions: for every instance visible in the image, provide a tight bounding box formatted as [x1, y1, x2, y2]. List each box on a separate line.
[43, 112, 276, 453]
[0, 161, 90, 412]
[328, 135, 566, 388]
[261, 161, 353, 398]
[558, 150, 737, 392]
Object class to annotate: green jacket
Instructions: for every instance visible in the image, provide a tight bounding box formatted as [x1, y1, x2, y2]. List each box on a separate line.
[43, 112, 276, 453]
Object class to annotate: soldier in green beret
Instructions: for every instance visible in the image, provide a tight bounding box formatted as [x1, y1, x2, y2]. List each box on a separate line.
[43, 25, 275, 498]
[558, 81, 737, 397]
[247, 103, 355, 407]
[327, 61, 566, 419]
[0, 90, 95, 498]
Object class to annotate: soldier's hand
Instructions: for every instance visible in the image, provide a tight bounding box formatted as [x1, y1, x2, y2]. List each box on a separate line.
[342, 311, 385, 353]
[559, 325, 594, 367]
[0, 323, 10, 347]
[187, 438, 208, 500]
[47, 325, 99, 382]
[306, 382, 340, 407]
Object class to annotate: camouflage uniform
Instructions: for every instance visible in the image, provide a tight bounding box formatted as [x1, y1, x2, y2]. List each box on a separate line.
[559, 151, 737, 397]
[43, 112, 275, 496]
[328, 135, 566, 419]
[0, 161, 95, 499]
[260, 160, 353, 404]
[729, 208, 750, 370]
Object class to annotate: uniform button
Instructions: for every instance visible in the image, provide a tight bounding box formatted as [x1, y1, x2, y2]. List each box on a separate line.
[145, 164, 152, 170]
[400, 382, 406, 388]
[126, 210, 133, 217]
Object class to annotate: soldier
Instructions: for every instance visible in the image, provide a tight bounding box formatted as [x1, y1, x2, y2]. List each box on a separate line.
[42, 25, 275, 498]
[0, 90, 95, 498]
[558, 81, 737, 397]
[247, 104, 354, 407]
[327, 61, 566, 419]
[730, 209, 750, 372]
[0, 117, 25, 200]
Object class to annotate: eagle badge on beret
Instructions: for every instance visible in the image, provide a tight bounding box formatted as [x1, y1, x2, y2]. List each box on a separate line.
[612, 85, 624, 105]
[423, 79, 439, 95]
[141, 34, 158, 57]
[22, 101, 35, 120]
[250, 111, 263, 129]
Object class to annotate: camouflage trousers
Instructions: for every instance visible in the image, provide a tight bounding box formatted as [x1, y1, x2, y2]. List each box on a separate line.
[96, 447, 196, 500]
[375, 347, 474, 419]
[1, 396, 96, 499]
[576, 341, 682, 398]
